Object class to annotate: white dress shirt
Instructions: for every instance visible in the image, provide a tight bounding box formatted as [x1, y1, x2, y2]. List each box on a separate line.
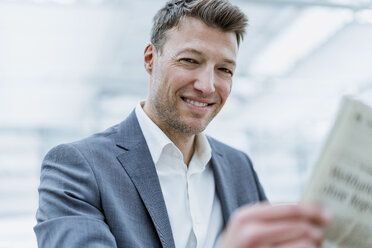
[135, 103, 223, 248]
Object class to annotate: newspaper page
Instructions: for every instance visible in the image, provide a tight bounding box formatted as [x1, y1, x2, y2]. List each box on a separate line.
[302, 96, 372, 248]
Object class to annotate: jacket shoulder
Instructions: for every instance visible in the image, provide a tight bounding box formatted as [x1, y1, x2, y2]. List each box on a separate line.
[58, 123, 119, 150]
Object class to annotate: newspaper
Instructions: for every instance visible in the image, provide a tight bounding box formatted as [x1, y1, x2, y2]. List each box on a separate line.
[302, 96, 372, 248]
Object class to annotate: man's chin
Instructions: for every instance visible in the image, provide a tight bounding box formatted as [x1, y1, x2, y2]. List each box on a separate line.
[181, 121, 209, 134]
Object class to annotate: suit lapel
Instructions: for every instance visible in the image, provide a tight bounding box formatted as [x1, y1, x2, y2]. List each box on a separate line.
[209, 142, 238, 225]
[209, 138, 265, 226]
[115, 111, 175, 248]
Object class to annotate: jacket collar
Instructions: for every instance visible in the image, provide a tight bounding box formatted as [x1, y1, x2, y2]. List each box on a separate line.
[208, 138, 238, 226]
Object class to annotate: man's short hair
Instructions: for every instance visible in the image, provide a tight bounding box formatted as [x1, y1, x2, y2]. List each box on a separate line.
[151, 0, 248, 53]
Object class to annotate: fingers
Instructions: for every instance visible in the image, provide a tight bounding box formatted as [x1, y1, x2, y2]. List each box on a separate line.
[238, 220, 324, 247]
[275, 239, 319, 248]
[219, 203, 331, 248]
[233, 202, 331, 226]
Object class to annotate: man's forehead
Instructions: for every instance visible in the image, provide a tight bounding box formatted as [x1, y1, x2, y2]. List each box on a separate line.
[162, 17, 238, 59]
[163, 17, 238, 47]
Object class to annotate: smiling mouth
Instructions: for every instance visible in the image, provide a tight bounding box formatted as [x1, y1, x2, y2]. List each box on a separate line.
[182, 97, 211, 107]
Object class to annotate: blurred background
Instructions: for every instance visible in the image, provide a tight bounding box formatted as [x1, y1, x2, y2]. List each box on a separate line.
[1, 0, 372, 246]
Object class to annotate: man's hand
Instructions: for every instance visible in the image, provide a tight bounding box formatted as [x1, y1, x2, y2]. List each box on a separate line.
[219, 202, 331, 248]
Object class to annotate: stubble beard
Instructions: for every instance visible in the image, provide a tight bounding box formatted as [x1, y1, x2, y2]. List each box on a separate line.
[151, 92, 217, 135]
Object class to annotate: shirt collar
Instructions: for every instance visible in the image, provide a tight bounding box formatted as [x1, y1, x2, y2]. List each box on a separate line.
[135, 101, 172, 165]
[135, 101, 212, 169]
[193, 131, 212, 171]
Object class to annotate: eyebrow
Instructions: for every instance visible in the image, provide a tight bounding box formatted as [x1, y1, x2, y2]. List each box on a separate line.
[176, 48, 236, 67]
[223, 58, 236, 67]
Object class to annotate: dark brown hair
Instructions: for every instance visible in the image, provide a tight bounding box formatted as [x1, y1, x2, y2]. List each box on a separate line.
[151, 0, 248, 53]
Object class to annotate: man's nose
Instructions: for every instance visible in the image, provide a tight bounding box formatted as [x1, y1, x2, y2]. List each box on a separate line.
[193, 67, 215, 95]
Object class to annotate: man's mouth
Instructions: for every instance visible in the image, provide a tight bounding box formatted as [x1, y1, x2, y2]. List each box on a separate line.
[182, 97, 210, 107]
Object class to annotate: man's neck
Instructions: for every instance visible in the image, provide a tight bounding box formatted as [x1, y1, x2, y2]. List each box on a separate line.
[142, 101, 196, 165]
[162, 128, 195, 166]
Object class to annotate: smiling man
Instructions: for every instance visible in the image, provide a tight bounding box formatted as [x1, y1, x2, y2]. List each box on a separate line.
[143, 16, 237, 165]
[35, 1, 330, 248]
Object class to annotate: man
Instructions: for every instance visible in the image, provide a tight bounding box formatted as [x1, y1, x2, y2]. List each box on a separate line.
[35, 0, 330, 247]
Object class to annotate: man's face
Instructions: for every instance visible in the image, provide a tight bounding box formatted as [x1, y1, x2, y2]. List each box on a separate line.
[144, 17, 237, 135]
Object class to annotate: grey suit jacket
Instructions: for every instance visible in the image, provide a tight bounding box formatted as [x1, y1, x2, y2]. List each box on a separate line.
[34, 110, 266, 248]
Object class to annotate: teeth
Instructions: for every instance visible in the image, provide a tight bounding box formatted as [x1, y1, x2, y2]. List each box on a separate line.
[185, 98, 208, 107]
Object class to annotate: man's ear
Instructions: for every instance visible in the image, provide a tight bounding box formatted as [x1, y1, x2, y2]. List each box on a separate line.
[144, 43, 156, 74]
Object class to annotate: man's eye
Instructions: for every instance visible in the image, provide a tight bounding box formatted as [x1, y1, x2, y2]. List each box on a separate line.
[219, 68, 233, 75]
[181, 58, 197, 64]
